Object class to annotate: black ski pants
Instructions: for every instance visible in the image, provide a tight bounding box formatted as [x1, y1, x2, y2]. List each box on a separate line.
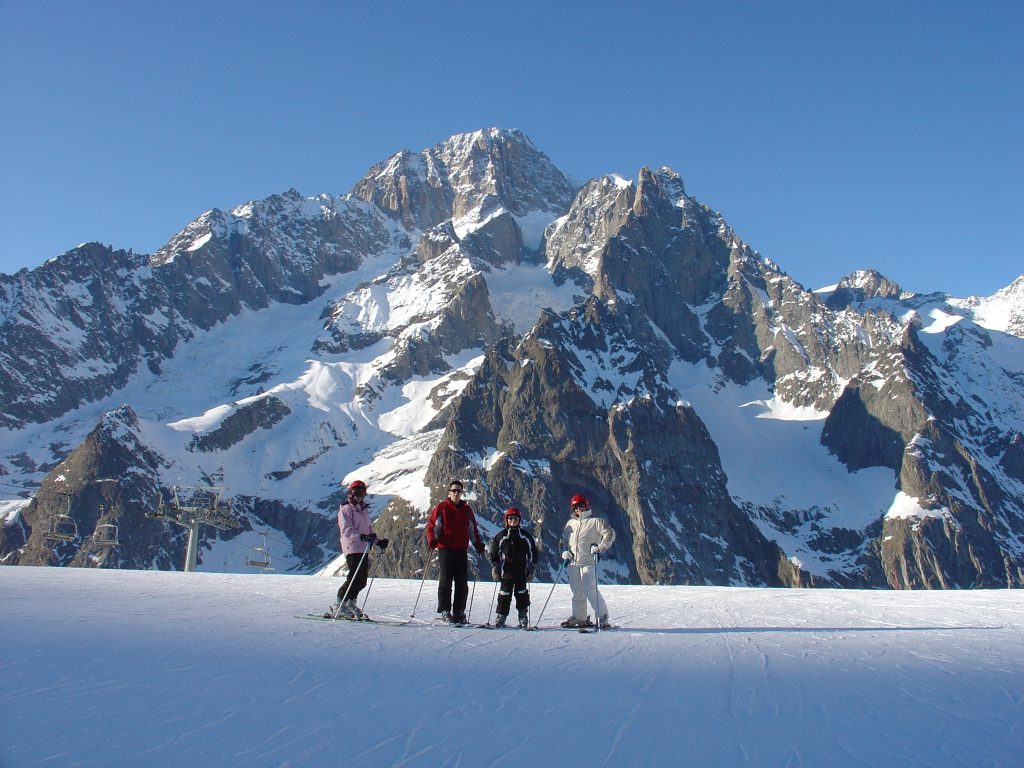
[436, 548, 469, 614]
[496, 576, 530, 616]
[337, 552, 370, 602]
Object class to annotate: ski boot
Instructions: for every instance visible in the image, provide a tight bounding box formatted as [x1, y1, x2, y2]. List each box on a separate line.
[560, 616, 592, 628]
[494, 613, 507, 628]
[333, 599, 363, 620]
[452, 611, 468, 625]
[518, 609, 530, 628]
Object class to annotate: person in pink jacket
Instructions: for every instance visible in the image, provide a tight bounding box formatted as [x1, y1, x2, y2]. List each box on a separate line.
[327, 479, 389, 619]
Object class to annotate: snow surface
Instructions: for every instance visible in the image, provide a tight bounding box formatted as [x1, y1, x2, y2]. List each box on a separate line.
[2, 567, 1021, 768]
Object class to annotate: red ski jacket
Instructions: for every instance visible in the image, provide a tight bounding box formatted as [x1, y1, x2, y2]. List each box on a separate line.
[427, 499, 484, 551]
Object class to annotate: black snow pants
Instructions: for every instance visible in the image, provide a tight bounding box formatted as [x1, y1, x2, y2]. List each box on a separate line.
[337, 552, 370, 601]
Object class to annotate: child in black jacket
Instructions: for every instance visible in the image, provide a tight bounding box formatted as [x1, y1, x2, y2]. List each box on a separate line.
[488, 507, 538, 628]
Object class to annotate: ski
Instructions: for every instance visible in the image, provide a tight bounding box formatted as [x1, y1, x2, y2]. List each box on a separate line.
[432, 617, 489, 629]
[298, 613, 410, 626]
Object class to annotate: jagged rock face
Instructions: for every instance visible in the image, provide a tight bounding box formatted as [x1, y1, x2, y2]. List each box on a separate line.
[0, 195, 394, 429]
[2, 404, 335, 571]
[190, 397, 292, 452]
[878, 326, 1024, 588]
[0, 245, 171, 428]
[5, 406, 171, 568]
[351, 128, 574, 232]
[3, 128, 1023, 589]
[825, 269, 904, 310]
[421, 299, 805, 586]
[821, 332, 931, 472]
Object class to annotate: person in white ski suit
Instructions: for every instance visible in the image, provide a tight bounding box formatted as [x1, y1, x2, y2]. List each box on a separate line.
[560, 494, 615, 628]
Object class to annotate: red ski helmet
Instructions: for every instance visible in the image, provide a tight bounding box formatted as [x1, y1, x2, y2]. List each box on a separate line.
[505, 507, 522, 523]
[570, 494, 589, 510]
[347, 480, 368, 495]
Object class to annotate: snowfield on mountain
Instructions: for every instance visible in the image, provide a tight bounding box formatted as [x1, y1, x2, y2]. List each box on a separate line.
[3, 567, 1022, 767]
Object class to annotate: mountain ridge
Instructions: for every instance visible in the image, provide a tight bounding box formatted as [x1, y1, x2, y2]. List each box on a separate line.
[2, 128, 1022, 588]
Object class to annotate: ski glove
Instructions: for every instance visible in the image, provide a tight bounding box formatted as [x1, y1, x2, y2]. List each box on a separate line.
[526, 565, 535, 579]
[375, 538, 389, 550]
[491, 566, 501, 581]
[475, 542, 486, 554]
[359, 533, 377, 543]
[561, 550, 574, 562]
[590, 543, 600, 554]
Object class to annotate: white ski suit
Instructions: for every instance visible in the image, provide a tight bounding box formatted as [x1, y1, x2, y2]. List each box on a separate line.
[562, 507, 615, 622]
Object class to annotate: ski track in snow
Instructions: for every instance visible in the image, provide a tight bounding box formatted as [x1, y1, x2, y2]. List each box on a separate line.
[1, 568, 1023, 768]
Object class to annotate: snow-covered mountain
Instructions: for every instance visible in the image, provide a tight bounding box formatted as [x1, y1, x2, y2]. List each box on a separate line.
[2, 128, 1023, 588]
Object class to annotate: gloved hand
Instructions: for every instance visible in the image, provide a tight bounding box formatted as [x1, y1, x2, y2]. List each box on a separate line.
[360, 533, 377, 543]
[428, 540, 438, 550]
[561, 550, 574, 563]
[475, 542, 486, 554]
[590, 543, 600, 554]
[375, 538, 389, 550]
[491, 566, 501, 581]
[526, 565, 535, 580]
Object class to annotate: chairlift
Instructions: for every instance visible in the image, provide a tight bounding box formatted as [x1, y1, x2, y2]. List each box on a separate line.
[93, 523, 119, 547]
[246, 532, 272, 569]
[43, 498, 78, 543]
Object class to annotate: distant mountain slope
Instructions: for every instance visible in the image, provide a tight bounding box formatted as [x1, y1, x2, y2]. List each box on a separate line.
[2, 128, 1022, 587]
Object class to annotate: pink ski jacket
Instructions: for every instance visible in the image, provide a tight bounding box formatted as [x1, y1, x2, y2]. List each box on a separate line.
[338, 498, 374, 555]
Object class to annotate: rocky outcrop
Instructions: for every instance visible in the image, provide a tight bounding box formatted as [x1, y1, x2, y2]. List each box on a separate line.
[0, 194, 394, 429]
[421, 299, 807, 586]
[190, 396, 292, 452]
[351, 128, 574, 232]
[4, 406, 172, 568]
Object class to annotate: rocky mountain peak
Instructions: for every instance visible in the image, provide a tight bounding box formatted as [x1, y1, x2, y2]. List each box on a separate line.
[350, 128, 574, 232]
[824, 269, 905, 310]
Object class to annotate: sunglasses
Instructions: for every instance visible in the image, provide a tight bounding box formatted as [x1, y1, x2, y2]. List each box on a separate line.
[449, 487, 464, 494]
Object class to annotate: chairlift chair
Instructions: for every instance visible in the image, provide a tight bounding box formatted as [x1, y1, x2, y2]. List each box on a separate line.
[246, 532, 272, 569]
[43, 513, 78, 542]
[93, 523, 119, 547]
[43, 498, 78, 543]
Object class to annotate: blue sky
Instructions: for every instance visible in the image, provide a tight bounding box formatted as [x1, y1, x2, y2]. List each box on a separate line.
[1, 0, 1021, 295]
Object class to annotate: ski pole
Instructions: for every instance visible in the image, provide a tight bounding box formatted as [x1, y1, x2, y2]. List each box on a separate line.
[411, 547, 434, 619]
[533, 558, 567, 627]
[593, 548, 602, 633]
[466, 551, 480, 622]
[485, 578, 499, 626]
[359, 542, 389, 614]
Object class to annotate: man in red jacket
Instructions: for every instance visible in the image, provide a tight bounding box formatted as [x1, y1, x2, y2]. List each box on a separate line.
[426, 478, 485, 624]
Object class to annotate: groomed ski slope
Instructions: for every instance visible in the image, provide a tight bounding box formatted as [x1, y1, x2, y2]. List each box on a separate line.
[2, 568, 1022, 768]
